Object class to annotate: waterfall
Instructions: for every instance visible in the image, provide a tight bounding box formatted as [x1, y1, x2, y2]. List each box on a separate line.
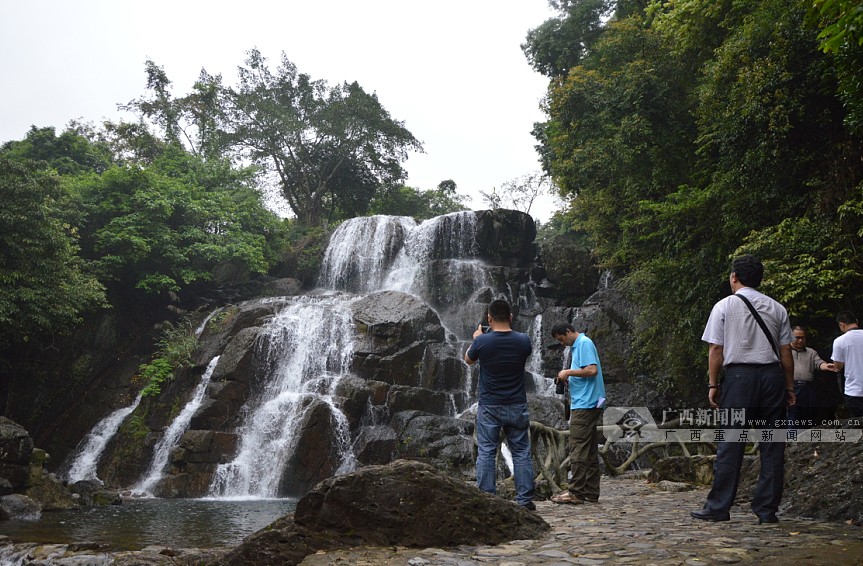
[319, 212, 487, 304]
[209, 296, 358, 498]
[403, 211, 478, 260]
[599, 270, 614, 289]
[527, 314, 555, 396]
[318, 215, 417, 292]
[62, 391, 144, 483]
[132, 356, 220, 496]
[195, 307, 221, 337]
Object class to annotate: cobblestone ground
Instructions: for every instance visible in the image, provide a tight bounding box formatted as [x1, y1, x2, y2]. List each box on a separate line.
[300, 475, 863, 566]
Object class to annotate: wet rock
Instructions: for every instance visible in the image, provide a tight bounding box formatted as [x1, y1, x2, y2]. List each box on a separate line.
[474, 209, 537, 267]
[0, 493, 41, 521]
[279, 397, 343, 496]
[263, 277, 303, 297]
[68, 480, 122, 506]
[219, 459, 548, 565]
[0, 417, 34, 491]
[648, 455, 714, 486]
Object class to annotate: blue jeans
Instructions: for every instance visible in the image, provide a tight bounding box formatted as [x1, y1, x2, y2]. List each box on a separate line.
[476, 402, 535, 505]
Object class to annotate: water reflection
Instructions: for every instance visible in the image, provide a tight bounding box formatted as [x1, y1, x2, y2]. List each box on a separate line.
[0, 498, 296, 550]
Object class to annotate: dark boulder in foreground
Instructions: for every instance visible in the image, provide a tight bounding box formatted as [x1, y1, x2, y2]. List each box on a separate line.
[217, 459, 549, 565]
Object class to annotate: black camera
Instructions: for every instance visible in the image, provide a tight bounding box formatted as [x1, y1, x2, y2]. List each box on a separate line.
[481, 325, 490, 333]
[555, 379, 566, 395]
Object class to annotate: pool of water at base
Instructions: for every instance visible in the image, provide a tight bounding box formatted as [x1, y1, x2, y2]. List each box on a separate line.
[0, 498, 297, 551]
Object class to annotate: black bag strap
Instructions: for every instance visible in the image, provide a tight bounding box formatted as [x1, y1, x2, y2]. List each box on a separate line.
[735, 294, 780, 360]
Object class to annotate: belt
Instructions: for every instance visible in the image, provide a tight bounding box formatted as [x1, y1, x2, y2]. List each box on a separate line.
[794, 380, 812, 385]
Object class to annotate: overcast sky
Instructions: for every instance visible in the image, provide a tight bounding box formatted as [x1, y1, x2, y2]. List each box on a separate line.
[0, 0, 561, 221]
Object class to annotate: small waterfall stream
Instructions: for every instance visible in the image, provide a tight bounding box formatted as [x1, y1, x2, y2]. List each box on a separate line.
[132, 356, 221, 496]
[208, 296, 358, 498]
[62, 392, 144, 483]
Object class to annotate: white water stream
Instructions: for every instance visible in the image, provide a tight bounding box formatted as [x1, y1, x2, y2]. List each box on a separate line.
[132, 355, 221, 496]
[208, 296, 358, 498]
[63, 392, 144, 483]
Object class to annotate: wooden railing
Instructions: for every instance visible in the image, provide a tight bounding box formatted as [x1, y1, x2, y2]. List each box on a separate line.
[528, 419, 714, 492]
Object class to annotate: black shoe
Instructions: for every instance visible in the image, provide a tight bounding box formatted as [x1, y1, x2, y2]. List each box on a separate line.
[690, 509, 730, 522]
[758, 515, 779, 524]
[521, 501, 537, 511]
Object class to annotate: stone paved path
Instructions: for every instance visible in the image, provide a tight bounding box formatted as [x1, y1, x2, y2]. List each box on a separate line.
[299, 475, 863, 566]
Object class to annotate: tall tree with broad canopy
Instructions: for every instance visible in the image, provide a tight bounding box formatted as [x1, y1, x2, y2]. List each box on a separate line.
[221, 49, 422, 226]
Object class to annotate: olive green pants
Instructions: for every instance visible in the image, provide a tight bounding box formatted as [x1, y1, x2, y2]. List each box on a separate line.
[568, 408, 603, 501]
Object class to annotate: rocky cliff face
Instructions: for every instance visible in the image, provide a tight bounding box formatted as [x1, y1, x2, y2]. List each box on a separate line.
[31, 209, 651, 500]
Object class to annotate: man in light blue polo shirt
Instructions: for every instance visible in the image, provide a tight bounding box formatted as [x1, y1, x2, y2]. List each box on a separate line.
[549, 322, 605, 504]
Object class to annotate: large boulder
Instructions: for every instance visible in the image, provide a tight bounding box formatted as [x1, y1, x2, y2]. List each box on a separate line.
[0, 493, 41, 521]
[351, 291, 449, 385]
[156, 430, 238, 498]
[278, 397, 343, 496]
[474, 209, 537, 267]
[537, 233, 601, 305]
[391, 411, 475, 472]
[219, 459, 548, 565]
[539, 287, 635, 385]
[0, 417, 34, 491]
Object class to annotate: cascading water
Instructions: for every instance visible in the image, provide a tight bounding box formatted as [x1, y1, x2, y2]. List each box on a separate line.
[132, 356, 221, 496]
[208, 296, 358, 498]
[62, 392, 144, 483]
[318, 215, 417, 293]
[528, 314, 556, 396]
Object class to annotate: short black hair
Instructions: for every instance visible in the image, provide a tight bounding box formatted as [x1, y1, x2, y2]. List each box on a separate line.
[551, 322, 575, 338]
[836, 311, 857, 325]
[488, 299, 512, 322]
[731, 254, 764, 288]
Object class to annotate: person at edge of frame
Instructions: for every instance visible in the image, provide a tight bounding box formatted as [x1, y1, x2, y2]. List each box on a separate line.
[832, 311, 863, 419]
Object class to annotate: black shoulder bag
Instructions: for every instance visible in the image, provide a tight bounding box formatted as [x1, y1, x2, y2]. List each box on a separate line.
[735, 294, 780, 361]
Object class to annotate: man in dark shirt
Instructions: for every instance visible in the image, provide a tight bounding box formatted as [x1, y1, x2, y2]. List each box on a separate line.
[464, 299, 535, 510]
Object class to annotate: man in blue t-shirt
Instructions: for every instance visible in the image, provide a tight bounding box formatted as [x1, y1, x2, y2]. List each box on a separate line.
[464, 299, 535, 510]
[550, 322, 605, 504]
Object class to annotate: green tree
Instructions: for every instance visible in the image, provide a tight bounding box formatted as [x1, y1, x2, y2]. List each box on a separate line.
[808, 0, 863, 132]
[369, 180, 467, 220]
[1, 125, 114, 175]
[221, 49, 422, 226]
[529, 0, 863, 391]
[121, 61, 228, 160]
[69, 145, 283, 294]
[0, 158, 105, 346]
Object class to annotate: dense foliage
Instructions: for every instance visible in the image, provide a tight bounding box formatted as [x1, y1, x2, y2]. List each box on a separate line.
[525, 0, 863, 392]
[0, 126, 286, 349]
[0, 157, 105, 347]
[369, 180, 468, 220]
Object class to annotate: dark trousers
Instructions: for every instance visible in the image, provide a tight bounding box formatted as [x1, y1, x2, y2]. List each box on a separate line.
[704, 363, 786, 520]
[568, 408, 603, 501]
[786, 381, 816, 425]
[845, 395, 863, 418]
